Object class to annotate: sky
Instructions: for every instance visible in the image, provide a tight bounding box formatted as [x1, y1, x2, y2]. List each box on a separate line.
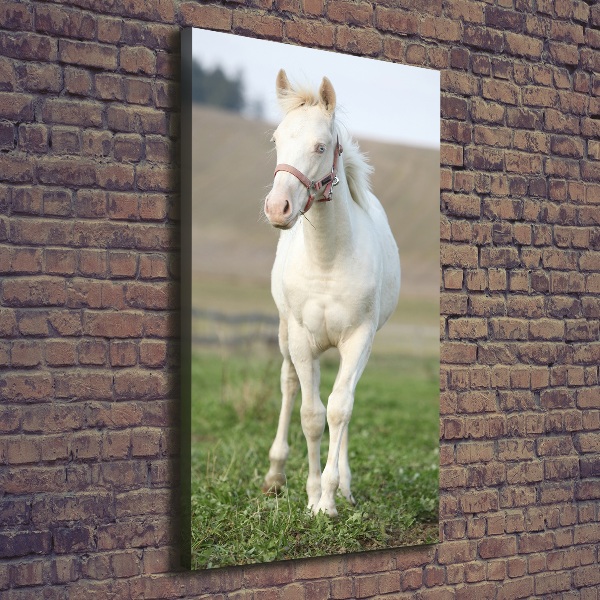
[191, 28, 440, 149]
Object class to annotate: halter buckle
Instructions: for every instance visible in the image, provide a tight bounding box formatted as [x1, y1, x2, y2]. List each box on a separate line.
[332, 176, 339, 187]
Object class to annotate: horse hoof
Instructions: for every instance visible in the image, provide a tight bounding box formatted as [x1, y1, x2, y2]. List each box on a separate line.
[338, 489, 356, 505]
[262, 481, 284, 496]
[312, 503, 338, 518]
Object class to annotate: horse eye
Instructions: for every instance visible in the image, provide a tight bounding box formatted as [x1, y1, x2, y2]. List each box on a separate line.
[316, 144, 326, 154]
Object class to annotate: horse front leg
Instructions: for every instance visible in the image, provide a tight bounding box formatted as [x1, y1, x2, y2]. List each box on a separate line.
[338, 427, 355, 505]
[287, 319, 325, 513]
[316, 325, 375, 517]
[263, 319, 299, 494]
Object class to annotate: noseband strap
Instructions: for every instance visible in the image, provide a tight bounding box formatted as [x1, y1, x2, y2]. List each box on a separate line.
[273, 137, 343, 214]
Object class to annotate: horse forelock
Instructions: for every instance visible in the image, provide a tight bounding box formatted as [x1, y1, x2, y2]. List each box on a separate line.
[277, 85, 321, 114]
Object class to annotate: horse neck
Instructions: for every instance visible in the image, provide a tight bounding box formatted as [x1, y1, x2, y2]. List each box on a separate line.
[302, 165, 354, 266]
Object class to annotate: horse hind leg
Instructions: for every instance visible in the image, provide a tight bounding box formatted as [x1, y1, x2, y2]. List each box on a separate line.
[263, 321, 299, 495]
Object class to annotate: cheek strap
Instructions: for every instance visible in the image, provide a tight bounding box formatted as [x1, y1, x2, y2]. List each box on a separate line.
[273, 137, 343, 213]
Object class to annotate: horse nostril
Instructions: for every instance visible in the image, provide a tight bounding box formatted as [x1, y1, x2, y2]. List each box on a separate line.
[283, 200, 290, 214]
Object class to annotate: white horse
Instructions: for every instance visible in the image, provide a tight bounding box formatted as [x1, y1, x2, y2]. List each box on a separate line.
[262, 70, 401, 517]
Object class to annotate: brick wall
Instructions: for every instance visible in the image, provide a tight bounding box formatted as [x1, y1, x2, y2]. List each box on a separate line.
[1, 0, 598, 598]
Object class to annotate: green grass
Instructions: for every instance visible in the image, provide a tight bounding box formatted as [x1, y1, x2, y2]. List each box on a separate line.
[190, 348, 439, 570]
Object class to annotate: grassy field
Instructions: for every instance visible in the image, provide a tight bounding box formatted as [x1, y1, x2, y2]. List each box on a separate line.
[188, 105, 440, 570]
[190, 347, 439, 570]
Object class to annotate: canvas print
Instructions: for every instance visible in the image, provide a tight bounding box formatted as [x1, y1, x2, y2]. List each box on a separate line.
[183, 28, 440, 570]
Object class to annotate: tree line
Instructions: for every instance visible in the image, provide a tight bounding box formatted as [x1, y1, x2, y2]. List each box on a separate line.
[191, 59, 245, 113]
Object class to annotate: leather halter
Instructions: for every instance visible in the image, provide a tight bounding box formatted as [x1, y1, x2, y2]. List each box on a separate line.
[273, 137, 343, 214]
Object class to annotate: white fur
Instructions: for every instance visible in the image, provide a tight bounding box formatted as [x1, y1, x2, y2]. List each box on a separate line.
[263, 71, 401, 516]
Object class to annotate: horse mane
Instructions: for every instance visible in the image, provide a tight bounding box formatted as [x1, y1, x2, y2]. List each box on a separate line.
[336, 125, 374, 213]
[278, 82, 375, 213]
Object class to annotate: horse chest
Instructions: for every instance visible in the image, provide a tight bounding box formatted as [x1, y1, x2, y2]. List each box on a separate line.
[282, 272, 373, 348]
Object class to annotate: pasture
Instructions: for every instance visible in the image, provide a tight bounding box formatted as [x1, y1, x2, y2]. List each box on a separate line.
[190, 299, 439, 569]
[189, 104, 439, 569]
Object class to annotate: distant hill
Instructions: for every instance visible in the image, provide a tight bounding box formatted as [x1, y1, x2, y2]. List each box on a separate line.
[190, 105, 439, 296]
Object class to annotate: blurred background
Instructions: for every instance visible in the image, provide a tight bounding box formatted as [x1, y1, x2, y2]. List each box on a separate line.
[190, 29, 440, 358]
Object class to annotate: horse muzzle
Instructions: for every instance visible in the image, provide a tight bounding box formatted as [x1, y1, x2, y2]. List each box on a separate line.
[264, 193, 298, 229]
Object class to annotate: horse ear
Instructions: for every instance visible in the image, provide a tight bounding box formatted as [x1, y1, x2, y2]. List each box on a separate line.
[276, 69, 291, 100]
[319, 77, 336, 113]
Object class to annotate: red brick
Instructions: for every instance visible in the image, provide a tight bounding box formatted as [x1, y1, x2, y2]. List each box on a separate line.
[131, 427, 161, 457]
[479, 536, 517, 559]
[442, 193, 479, 217]
[107, 192, 138, 220]
[233, 12, 283, 41]
[438, 540, 477, 565]
[375, 6, 418, 34]
[576, 433, 600, 454]
[59, 40, 117, 70]
[78, 339, 108, 366]
[80, 131, 111, 159]
[139, 341, 167, 367]
[108, 104, 168, 135]
[285, 19, 334, 48]
[5, 435, 41, 465]
[421, 16, 461, 42]
[137, 255, 166, 282]
[10, 339, 43, 367]
[3, 276, 67, 307]
[457, 441, 495, 464]
[136, 166, 171, 192]
[113, 370, 168, 399]
[0, 122, 14, 151]
[1, 1, 33, 30]
[0, 531, 52, 558]
[97, 163, 135, 191]
[36, 5, 95, 38]
[124, 77, 152, 105]
[109, 341, 137, 367]
[406, 44, 427, 65]
[139, 194, 169, 221]
[44, 340, 77, 368]
[108, 251, 137, 278]
[84, 311, 143, 338]
[0, 32, 58, 61]
[0, 92, 34, 122]
[0, 153, 34, 183]
[336, 25, 382, 57]
[111, 551, 141, 578]
[9, 247, 42, 274]
[442, 96, 468, 122]
[441, 341, 477, 364]
[95, 72, 124, 101]
[43, 99, 103, 127]
[144, 135, 172, 164]
[444, 269, 463, 291]
[180, 2, 231, 29]
[302, 0, 323, 15]
[327, 1, 372, 26]
[456, 391, 496, 413]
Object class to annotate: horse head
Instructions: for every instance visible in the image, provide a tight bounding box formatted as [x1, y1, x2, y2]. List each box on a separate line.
[264, 69, 339, 229]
